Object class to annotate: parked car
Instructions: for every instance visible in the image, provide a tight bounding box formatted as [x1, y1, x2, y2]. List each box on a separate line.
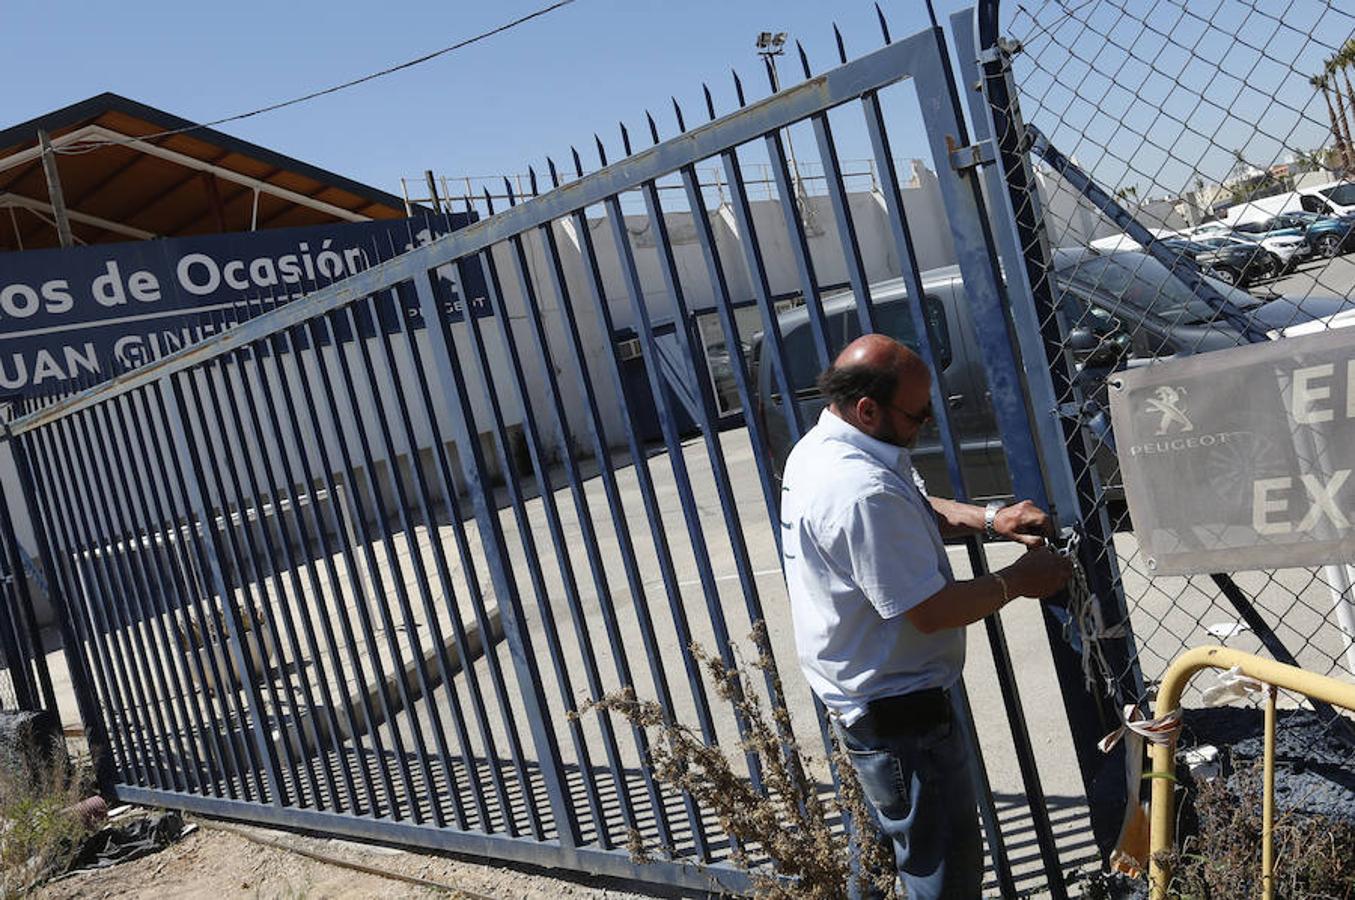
[1229, 215, 1317, 270]
[749, 248, 1355, 502]
[1183, 221, 1307, 272]
[1296, 181, 1355, 218]
[1157, 237, 1275, 287]
[1278, 210, 1355, 257]
[1203, 231, 1284, 271]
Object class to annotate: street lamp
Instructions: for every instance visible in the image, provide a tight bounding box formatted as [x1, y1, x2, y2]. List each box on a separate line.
[755, 31, 803, 204]
[755, 31, 788, 90]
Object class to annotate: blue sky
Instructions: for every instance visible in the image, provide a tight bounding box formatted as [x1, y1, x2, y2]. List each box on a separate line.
[4, 0, 1350, 201]
[3, 1, 977, 194]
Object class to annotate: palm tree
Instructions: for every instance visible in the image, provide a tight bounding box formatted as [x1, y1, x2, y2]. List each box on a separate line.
[1340, 39, 1355, 166]
[1325, 55, 1355, 170]
[1311, 72, 1348, 170]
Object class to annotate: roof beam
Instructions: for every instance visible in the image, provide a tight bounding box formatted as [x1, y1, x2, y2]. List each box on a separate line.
[0, 123, 371, 224]
[0, 193, 156, 240]
[78, 126, 369, 222]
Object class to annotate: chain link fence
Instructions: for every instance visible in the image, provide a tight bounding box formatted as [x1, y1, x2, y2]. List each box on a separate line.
[991, 0, 1355, 862]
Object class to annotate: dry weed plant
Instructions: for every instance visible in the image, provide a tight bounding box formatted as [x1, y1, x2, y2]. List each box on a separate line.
[0, 759, 94, 898]
[578, 624, 898, 899]
[1157, 760, 1355, 899]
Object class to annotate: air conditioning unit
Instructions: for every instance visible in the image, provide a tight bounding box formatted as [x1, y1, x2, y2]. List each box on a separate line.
[615, 338, 643, 360]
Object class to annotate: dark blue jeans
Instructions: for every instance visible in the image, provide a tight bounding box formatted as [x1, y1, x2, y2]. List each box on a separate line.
[835, 709, 983, 900]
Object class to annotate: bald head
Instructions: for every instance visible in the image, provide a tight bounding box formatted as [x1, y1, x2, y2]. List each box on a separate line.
[817, 334, 933, 446]
[833, 333, 928, 381]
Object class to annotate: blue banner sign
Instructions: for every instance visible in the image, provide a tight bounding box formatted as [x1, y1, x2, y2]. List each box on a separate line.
[0, 214, 487, 399]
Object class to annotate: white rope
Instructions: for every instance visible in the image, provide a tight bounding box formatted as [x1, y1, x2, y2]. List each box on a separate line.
[1098, 703, 1184, 753]
[1201, 665, 1268, 707]
[1059, 529, 1128, 696]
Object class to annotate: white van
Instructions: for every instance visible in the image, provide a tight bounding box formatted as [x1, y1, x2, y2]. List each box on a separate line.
[1293, 181, 1355, 217]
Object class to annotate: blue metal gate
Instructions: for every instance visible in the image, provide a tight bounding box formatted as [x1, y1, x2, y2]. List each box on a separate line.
[2, 14, 1114, 894]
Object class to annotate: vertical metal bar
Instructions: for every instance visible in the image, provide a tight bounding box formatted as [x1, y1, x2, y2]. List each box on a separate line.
[260, 321, 397, 818]
[805, 107, 878, 336]
[410, 266, 577, 851]
[391, 278, 536, 838]
[208, 348, 341, 811]
[0, 534, 37, 711]
[677, 166, 778, 539]
[0, 460, 54, 713]
[181, 361, 309, 806]
[27, 422, 150, 788]
[452, 248, 600, 843]
[83, 399, 208, 793]
[950, 682, 1018, 899]
[564, 195, 717, 859]
[160, 372, 286, 805]
[48, 414, 178, 790]
[760, 135, 834, 369]
[1261, 684, 1276, 900]
[508, 209, 648, 843]
[296, 314, 424, 820]
[859, 87, 1042, 897]
[606, 187, 765, 792]
[5, 431, 118, 790]
[333, 297, 466, 830]
[225, 334, 362, 814]
[914, 31, 1125, 824]
[663, 167, 806, 733]
[954, 22, 1144, 735]
[60, 406, 191, 791]
[719, 152, 808, 450]
[531, 211, 686, 852]
[473, 222, 629, 846]
[360, 281, 495, 832]
[111, 388, 235, 800]
[138, 384, 262, 800]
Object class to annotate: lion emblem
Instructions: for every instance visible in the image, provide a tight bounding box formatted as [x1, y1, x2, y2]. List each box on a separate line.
[1145, 385, 1194, 435]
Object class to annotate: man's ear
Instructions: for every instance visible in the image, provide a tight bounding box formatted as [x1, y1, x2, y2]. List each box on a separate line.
[855, 396, 879, 428]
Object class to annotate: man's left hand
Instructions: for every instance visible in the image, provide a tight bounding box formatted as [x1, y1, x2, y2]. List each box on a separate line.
[993, 500, 1053, 547]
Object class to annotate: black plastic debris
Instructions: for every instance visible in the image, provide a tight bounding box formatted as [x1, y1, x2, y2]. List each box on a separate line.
[64, 810, 185, 874]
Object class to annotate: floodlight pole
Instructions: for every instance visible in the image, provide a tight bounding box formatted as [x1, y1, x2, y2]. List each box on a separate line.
[758, 36, 806, 206]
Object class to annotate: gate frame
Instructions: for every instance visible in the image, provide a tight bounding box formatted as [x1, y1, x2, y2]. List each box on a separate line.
[2, 19, 1096, 893]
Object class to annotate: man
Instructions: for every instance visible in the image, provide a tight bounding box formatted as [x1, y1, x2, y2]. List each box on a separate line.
[780, 333, 1073, 899]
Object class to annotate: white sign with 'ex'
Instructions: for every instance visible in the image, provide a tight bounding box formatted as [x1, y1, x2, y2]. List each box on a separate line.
[1108, 325, 1355, 576]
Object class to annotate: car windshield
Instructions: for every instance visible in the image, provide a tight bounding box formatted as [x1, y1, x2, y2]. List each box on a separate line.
[1321, 183, 1355, 206]
[1057, 252, 1259, 323]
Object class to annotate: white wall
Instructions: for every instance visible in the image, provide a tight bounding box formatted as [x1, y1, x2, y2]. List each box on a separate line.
[6, 170, 961, 629]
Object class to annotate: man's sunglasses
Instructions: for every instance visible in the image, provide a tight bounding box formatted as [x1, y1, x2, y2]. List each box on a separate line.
[884, 400, 933, 426]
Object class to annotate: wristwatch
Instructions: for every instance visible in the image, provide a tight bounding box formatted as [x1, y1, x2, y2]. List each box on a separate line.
[984, 501, 1004, 539]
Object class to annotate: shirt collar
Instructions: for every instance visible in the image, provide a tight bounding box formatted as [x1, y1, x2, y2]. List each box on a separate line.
[817, 408, 912, 475]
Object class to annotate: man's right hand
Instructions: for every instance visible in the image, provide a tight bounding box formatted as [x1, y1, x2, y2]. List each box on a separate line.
[1002, 547, 1074, 599]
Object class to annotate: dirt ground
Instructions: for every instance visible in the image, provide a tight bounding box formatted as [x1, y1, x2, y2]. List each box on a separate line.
[35, 812, 677, 900]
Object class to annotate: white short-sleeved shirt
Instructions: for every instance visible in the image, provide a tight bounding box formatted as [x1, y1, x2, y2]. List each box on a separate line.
[780, 409, 964, 725]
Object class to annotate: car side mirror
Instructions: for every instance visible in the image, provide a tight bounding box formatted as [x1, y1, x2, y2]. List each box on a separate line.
[1069, 326, 1129, 368]
[1067, 326, 1099, 353]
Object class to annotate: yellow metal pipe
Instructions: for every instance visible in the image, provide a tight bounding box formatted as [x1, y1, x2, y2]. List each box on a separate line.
[1261, 685, 1276, 900]
[1148, 646, 1355, 900]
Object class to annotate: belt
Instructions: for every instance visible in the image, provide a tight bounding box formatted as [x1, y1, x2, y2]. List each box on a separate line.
[849, 687, 951, 740]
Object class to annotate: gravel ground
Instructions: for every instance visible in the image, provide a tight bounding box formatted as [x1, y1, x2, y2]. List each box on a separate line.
[35, 810, 682, 900]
